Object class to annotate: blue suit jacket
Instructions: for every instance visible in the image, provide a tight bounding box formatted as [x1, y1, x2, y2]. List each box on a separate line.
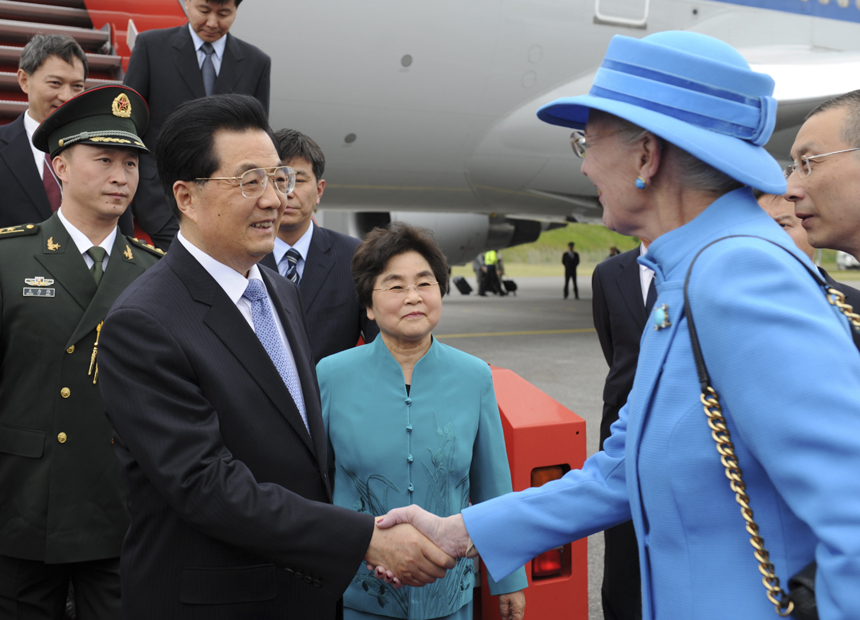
[464, 188, 860, 620]
[318, 336, 527, 618]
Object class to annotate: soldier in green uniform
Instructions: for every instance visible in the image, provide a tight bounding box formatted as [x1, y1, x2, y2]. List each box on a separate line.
[0, 85, 161, 619]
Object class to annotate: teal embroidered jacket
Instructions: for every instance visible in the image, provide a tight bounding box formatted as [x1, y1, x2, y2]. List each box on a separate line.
[318, 336, 527, 619]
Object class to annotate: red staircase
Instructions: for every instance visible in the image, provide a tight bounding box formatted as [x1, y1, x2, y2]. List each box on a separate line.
[0, 0, 123, 123]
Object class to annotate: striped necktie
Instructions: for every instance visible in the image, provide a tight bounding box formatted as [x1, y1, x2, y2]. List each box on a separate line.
[283, 248, 301, 285]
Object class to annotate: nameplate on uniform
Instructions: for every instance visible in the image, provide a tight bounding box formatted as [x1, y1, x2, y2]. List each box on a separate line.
[23, 287, 55, 297]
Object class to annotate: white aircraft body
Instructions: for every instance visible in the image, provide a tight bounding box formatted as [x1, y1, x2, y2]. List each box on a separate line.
[225, 0, 860, 263]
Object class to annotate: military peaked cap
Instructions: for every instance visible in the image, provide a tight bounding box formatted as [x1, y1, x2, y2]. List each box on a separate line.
[33, 85, 149, 158]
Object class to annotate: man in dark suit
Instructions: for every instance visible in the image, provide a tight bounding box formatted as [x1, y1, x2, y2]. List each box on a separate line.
[562, 241, 580, 299]
[591, 242, 655, 620]
[123, 0, 271, 251]
[97, 95, 452, 620]
[0, 34, 87, 229]
[260, 129, 378, 363]
[0, 86, 161, 619]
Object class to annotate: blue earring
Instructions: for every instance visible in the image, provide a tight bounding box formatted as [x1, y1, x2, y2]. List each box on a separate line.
[635, 176, 647, 190]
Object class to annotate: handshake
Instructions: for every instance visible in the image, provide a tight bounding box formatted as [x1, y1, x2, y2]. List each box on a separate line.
[362, 505, 527, 620]
[362, 505, 476, 588]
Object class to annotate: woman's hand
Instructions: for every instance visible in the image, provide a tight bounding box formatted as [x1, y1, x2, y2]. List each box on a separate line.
[499, 590, 525, 620]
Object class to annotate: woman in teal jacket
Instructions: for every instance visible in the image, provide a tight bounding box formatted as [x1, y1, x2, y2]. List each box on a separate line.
[317, 223, 527, 620]
[375, 32, 860, 620]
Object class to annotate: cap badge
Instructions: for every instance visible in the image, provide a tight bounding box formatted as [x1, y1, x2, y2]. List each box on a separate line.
[112, 93, 132, 118]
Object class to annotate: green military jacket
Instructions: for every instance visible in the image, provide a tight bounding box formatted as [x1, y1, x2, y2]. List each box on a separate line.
[0, 213, 162, 564]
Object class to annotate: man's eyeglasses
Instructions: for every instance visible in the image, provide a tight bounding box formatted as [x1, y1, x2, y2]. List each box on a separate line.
[373, 281, 439, 296]
[195, 166, 296, 198]
[783, 148, 860, 179]
[570, 128, 627, 159]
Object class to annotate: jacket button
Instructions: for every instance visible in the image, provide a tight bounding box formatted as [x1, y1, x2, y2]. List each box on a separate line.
[285, 567, 294, 574]
[313, 579, 322, 588]
[57, 432, 67, 444]
[407, 455, 413, 463]
[60, 387, 71, 399]
[405, 398, 412, 406]
[65, 346, 75, 354]
[406, 424, 413, 433]
[407, 484, 414, 493]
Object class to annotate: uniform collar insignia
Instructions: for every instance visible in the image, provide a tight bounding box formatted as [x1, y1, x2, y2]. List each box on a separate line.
[46, 237, 61, 251]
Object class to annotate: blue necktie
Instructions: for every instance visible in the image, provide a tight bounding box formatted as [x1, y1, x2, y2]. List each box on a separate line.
[282, 248, 301, 284]
[201, 42, 216, 96]
[242, 279, 309, 434]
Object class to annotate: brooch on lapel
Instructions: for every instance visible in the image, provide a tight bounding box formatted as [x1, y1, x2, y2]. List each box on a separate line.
[653, 303, 671, 330]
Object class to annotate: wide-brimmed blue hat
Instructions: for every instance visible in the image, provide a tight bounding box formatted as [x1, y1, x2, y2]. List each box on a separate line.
[537, 31, 786, 195]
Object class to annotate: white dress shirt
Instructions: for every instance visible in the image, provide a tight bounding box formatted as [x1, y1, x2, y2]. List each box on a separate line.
[272, 220, 314, 279]
[23, 110, 47, 180]
[639, 243, 655, 305]
[188, 25, 226, 75]
[57, 207, 117, 271]
[176, 231, 299, 372]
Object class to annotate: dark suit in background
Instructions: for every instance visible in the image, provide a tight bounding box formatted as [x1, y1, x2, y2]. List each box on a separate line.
[123, 25, 271, 249]
[0, 114, 51, 228]
[562, 248, 580, 299]
[591, 245, 651, 620]
[261, 225, 378, 364]
[98, 242, 373, 620]
[0, 215, 161, 616]
[820, 267, 860, 350]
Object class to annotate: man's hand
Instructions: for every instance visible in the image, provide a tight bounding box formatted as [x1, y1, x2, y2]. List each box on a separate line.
[499, 590, 526, 620]
[375, 505, 477, 560]
[364, 522, 455, 587]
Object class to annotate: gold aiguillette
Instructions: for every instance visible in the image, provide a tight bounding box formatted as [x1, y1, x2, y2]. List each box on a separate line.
[88, 321, 103, 384]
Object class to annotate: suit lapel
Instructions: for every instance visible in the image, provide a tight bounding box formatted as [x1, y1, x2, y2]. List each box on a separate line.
[33, 215, 97, 313]
[65, 234, 150, 348]
[1, 116, 52, 220]
[296, 227, 332, 311]
[169, 245, 316, 454]
[213, 34, 243, 95]
[261, 268, 326, 463]
[616, 248, 647, 330]
[171, 27, 207, 99]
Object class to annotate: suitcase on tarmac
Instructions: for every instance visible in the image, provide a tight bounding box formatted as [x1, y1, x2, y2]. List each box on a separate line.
[453, 276, 472, 295]
[502, 279, 517, 295]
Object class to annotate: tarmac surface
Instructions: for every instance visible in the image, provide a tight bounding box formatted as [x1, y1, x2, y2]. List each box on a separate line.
[434, 275, 608, 620]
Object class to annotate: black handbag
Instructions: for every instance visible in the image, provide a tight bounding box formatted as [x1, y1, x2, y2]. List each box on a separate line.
[683, 236, 860, 620]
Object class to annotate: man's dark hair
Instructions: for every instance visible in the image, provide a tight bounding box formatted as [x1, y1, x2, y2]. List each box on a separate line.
[807, 90, 860, 149]
[274, 129, 325, 180]
[19, 34, 88, 80]
[156, 94, 275, 218]
[201, 0, 243, 6]
[352, 222, 449, 309]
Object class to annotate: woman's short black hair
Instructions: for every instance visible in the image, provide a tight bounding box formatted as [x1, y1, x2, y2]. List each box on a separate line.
[353, 222, 449, 309]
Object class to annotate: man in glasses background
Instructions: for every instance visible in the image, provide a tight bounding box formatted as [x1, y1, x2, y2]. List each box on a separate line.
[260, 129, 378, 364]
[97, 95, 454, 620]
[786, 90, 860, 262]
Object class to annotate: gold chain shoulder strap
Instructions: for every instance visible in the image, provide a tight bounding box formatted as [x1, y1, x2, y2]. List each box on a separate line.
[684, 235, 860, 618]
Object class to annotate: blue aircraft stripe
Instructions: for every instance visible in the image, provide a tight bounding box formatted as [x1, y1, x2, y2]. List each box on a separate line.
[713, 0, 860, 24]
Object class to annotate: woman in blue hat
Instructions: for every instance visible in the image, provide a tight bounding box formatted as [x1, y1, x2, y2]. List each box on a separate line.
[376, 31, 860, 620]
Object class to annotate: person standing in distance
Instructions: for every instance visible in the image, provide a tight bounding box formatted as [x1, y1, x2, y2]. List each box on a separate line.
[0, 34, 86, 228]
[0, 85, 161, 620]
[97, 95, 454, 620]
[123, 0, 271, 250]
[260, 129, 378, 363]
[562, 241, 580, 299]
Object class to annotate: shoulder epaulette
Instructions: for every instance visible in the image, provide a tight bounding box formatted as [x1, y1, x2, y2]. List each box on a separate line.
[127, 236, 166, 257]
[0, 223, 39, 239]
